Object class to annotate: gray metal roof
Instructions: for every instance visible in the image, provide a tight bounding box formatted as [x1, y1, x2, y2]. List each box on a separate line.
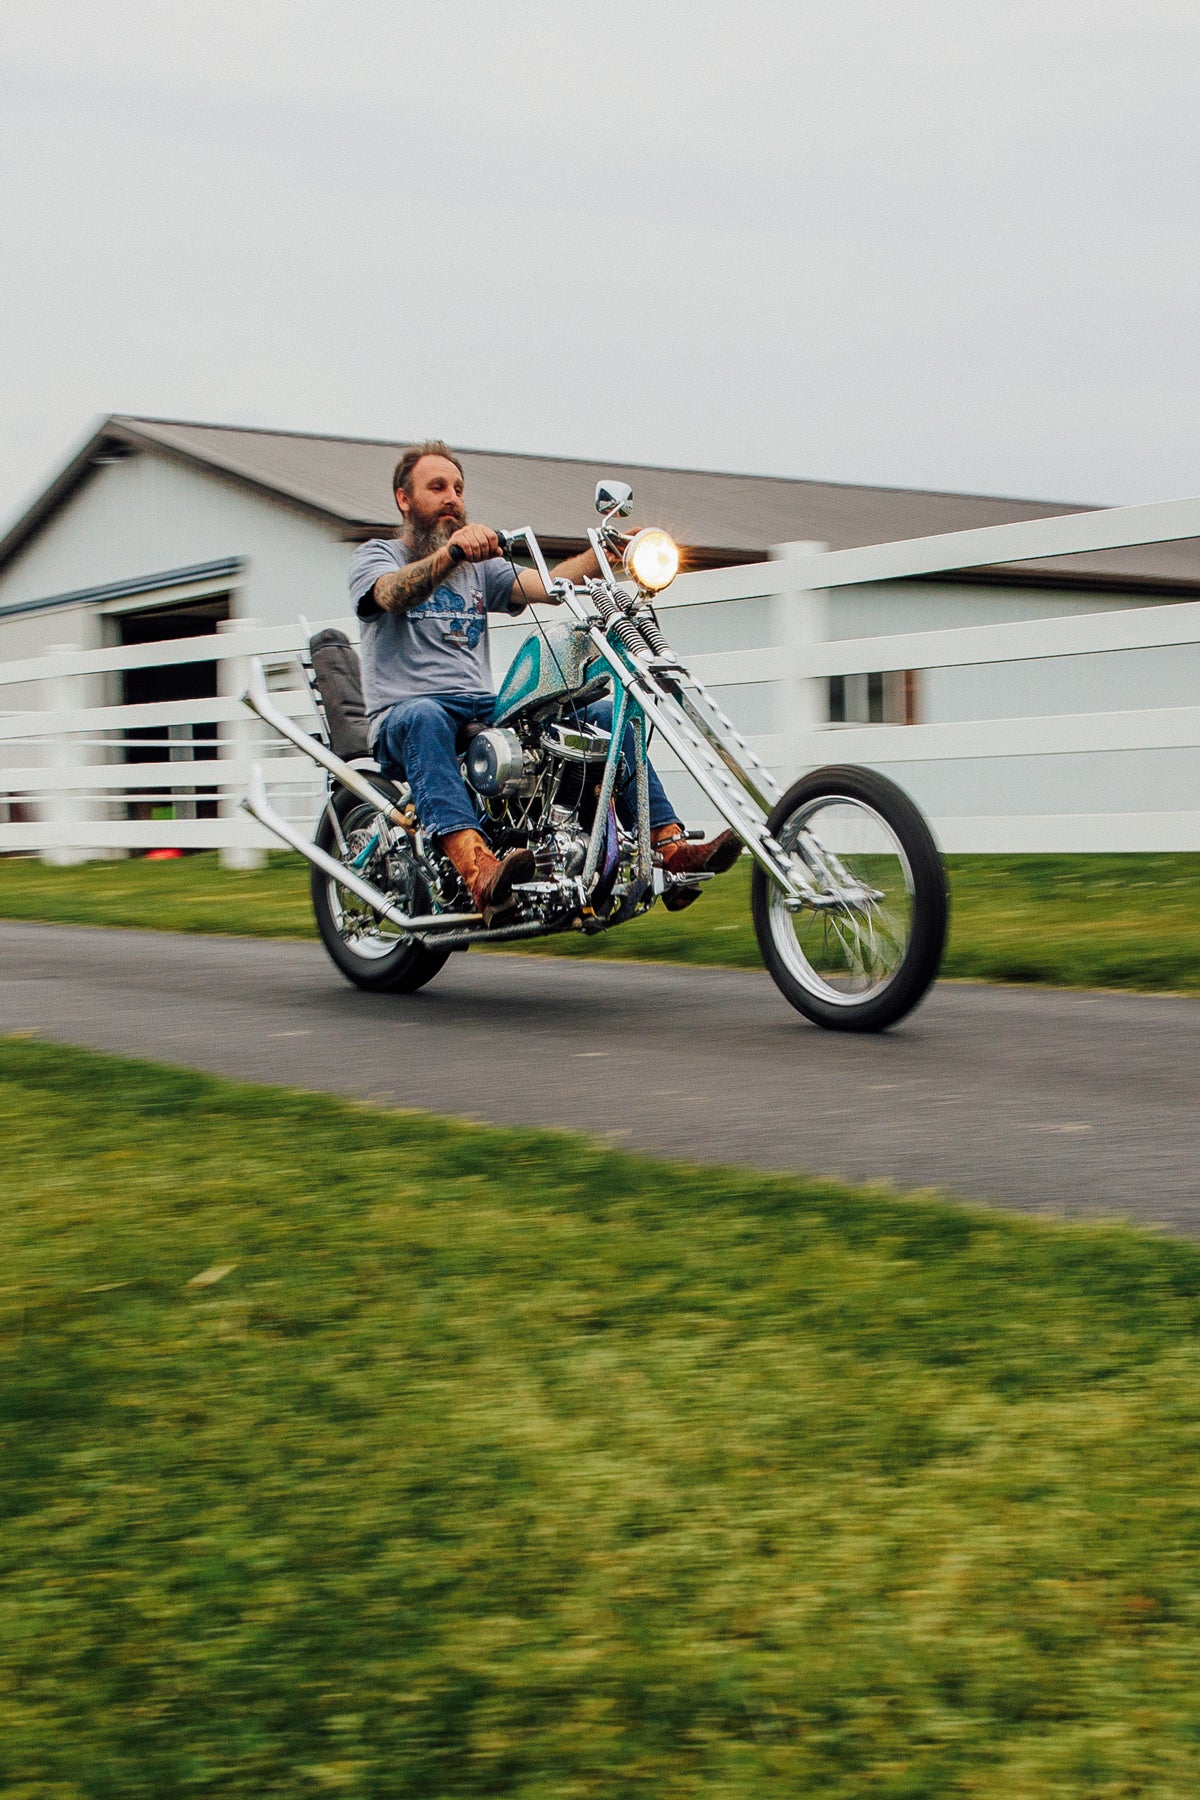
[5, 413, 1200, 593]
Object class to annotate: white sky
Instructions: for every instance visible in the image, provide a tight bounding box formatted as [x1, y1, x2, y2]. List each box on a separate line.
[2, 0, 1198, 533]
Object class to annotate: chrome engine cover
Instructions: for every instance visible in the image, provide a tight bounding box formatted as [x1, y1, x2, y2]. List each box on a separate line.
[541, 721, 612, 763]
[463, 727, 529, 796]
[536, 819, 590, 879]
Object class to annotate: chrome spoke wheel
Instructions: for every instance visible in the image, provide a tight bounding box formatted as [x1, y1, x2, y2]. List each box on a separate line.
[326, 822, 411, 961]
[770, 801, 915, 1005]
[311, 786, 452, 994]
[751, 766, 947, 1032]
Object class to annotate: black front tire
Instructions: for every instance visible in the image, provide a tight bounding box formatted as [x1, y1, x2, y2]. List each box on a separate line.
[751, 765, 948, 1032]
[311, 785, 452, 994]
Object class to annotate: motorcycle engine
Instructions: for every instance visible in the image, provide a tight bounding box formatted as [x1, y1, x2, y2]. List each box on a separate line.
[535, 818, 590, 880]
[464, 728, 536, 797]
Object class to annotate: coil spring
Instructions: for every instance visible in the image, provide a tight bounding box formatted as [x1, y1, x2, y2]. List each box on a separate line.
[630, 604, 670, 655]
[593, 580, 672, 660]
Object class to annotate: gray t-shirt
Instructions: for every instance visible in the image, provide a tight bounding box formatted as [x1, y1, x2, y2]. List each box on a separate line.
[349, 538, 525, 742]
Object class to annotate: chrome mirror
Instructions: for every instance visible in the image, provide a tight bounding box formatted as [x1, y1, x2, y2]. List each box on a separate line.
[595, 479, 633, 518]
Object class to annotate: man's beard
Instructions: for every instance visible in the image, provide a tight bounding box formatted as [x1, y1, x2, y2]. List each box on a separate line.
[405, 506, 467, 561]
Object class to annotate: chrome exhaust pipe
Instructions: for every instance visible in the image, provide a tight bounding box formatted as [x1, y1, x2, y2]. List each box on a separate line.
[241, 657, 409, 827]
[240, 768, 480, 934]
[422, 919, 551, 952]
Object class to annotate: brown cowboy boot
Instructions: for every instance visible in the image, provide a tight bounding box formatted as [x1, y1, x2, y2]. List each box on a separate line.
[651, 822, 742, 911]
[441, 829, 535, 924]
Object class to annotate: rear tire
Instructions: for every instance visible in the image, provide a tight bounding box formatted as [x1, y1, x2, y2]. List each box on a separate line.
[311, 784, 452, 994]
[751, 765, 947, 1031]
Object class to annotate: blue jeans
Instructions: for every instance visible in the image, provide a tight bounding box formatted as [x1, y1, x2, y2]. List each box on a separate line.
[374, 692, 677, 840]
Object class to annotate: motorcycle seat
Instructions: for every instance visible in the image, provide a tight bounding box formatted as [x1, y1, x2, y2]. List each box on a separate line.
[308, 628, 370, 762]
[456, 720, 489, 754]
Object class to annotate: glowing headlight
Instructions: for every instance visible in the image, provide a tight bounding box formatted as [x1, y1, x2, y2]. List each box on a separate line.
[624, 527, 680, 593]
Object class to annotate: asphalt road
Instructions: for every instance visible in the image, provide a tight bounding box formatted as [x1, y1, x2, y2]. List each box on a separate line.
[2, 920, 1197, 1232]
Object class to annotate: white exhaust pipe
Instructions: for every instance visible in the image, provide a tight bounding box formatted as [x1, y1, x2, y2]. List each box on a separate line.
[241, 657, 409, 827]
[240, 767, 479, 932]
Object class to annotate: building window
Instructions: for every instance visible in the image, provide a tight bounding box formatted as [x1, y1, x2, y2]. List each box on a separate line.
[828, 671, 918, 726]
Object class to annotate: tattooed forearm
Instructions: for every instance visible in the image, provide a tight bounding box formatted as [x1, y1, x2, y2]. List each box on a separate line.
[372, 549, 452, 614]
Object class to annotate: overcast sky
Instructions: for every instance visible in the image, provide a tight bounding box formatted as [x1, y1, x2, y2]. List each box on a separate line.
[2, 0, 1198, 533]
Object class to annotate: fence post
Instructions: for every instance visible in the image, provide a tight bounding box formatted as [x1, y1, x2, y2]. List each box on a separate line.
[168, 723, 196, 821]
[40, 642, 96, 866]
[769, 541, 829, 784]
[217, 617, 266, 870]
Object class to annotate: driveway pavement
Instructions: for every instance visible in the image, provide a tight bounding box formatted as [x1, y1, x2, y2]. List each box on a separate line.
[2, 921, 1197, 1231]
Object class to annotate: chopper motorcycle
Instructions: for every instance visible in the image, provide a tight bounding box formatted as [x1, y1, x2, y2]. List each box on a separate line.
[241, 481, 948, 1031]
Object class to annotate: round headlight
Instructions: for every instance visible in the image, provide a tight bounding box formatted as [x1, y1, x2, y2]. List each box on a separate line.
[624, 528, 680, 593]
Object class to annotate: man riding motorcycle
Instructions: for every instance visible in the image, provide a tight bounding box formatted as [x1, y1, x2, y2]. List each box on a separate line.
[349, 440, 740, 919]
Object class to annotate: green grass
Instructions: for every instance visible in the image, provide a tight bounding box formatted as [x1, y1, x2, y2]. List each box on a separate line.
[943, 854, 1200, 994]
[5, 1037, 1200, 1794]
[0, 851, 318, 939]
[1, 849, 1199, 992]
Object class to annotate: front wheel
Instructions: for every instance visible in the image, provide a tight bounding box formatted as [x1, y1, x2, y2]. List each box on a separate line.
[751, 766, 948, 1032]
[311, 785, 452, 994]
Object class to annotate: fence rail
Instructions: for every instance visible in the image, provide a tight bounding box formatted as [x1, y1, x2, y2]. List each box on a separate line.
[3, 488, 1200, 860]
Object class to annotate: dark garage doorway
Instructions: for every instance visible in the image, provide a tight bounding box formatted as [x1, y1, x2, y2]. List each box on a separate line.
[117, 594, 231, 829]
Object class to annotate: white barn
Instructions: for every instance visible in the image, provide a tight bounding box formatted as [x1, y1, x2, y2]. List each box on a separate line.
[2, 414, 1199, 850]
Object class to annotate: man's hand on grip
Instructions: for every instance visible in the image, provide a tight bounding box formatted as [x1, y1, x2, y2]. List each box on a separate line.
[448, 523, 499, 563]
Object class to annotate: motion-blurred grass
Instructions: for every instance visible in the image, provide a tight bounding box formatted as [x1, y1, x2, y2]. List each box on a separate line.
[0, 849, 1198, 992]
[4, 1036, 1200, 1794]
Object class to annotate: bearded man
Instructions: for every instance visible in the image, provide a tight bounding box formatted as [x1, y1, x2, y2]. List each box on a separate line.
[349, 440, 739, 919]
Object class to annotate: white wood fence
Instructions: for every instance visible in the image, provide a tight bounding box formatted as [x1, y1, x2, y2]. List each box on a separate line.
[2, 491, 1200, 862]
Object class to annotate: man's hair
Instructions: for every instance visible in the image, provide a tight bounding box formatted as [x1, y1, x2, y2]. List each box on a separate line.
[393, 440, 463, 496]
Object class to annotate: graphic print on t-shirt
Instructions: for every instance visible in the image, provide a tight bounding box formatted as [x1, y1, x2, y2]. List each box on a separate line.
[410, 583, 486, 650]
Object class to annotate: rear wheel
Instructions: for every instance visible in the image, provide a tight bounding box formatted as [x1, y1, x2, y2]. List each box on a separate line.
[751, 765, 947, 1031]
[311, 784, 452, 993]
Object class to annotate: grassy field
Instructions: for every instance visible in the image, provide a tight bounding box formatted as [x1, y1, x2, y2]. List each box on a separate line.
[5, 1037, 1200, 1794]
[0, 848, 1198, 992]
